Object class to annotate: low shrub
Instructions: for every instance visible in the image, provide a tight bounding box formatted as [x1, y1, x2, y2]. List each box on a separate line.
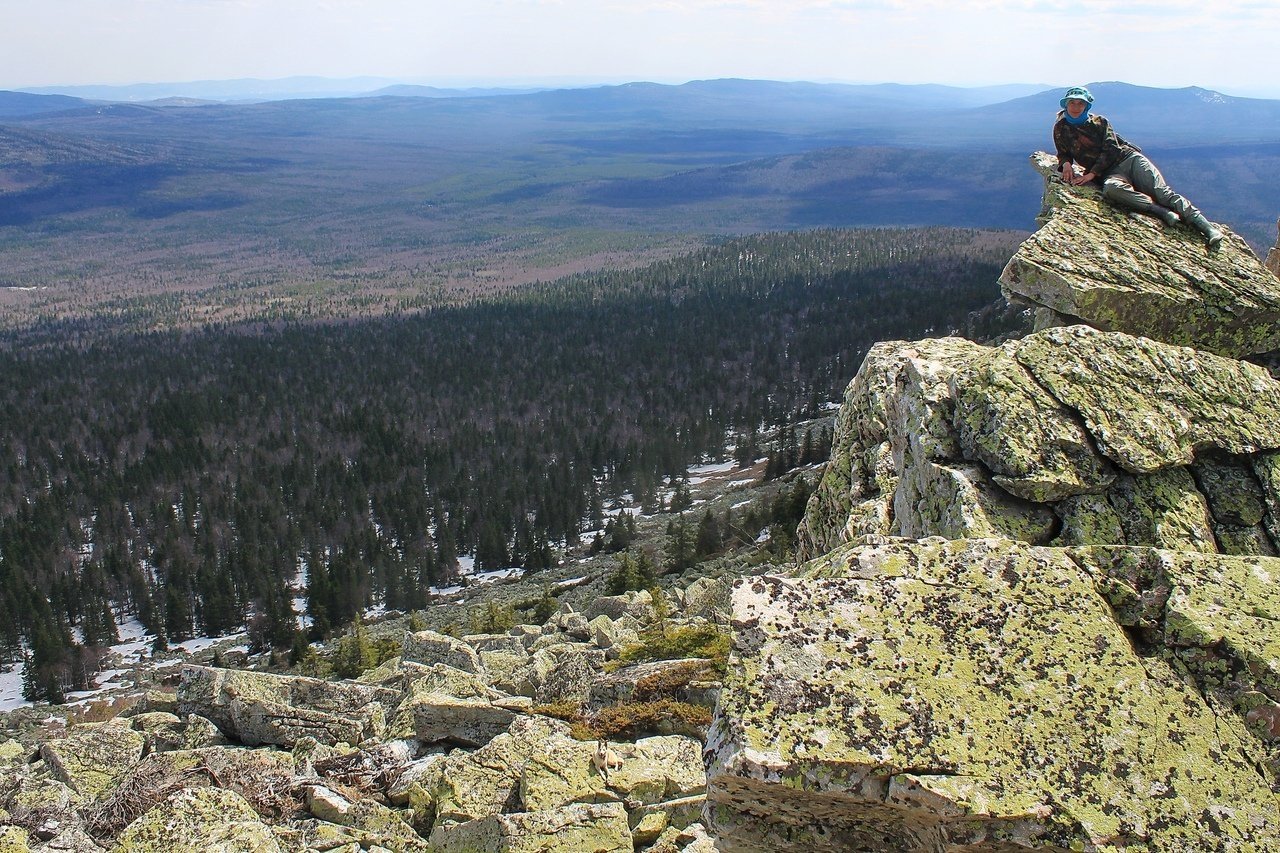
[612, 624, 729, 673]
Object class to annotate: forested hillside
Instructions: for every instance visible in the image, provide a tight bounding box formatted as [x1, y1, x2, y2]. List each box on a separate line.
[0, 227, 1021, 701]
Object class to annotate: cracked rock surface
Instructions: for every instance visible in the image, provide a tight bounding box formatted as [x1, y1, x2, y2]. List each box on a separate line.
[706, 538, 1280, 852]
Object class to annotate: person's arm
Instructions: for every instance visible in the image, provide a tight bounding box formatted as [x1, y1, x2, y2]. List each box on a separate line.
[1053, 119, 1074, 177]
[1085, 116, 1126, 179]
[1053, 119, 1084, 184]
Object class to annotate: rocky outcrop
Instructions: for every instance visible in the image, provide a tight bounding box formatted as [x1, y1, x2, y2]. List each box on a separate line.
[115, 787, 282, 852]
[1000, 152, 1280, 358]
[798, 324, 1280, 560]
[1, 574, 726, 852]
[706, 538, 1280, 851]
[177, 665, 397, 747]
[721, 155, 1280, 850]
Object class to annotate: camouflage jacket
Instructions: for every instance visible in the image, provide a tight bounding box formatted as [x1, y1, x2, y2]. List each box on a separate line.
[1052, 112, 1140, 177]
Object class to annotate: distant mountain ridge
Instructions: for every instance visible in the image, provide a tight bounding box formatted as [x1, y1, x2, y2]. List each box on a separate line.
[0, 90, 87, 118]
[10, 78, 1280, 146]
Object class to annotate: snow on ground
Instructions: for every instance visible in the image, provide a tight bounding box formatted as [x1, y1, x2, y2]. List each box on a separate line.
[688, 460, 737, 484]
[0, 665, 26, 712]
[1, 617, 249, 713]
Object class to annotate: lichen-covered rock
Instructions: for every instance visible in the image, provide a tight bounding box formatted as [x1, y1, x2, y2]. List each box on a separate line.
[429, 801, 633, 853]
[893, 460, 1058, 543]
[529, 644, 605, 705]
[411, 695, 517, 747]
[586, 615, 641, 658]
[583, 590, 658, 625]
[177, 665, 394, 747]
[465, 633, 528, 655]
[707, 538, 1280, 851]
[1012, 324, 1280, 472]
[128, 712, 226, 754]
[0, 826, 29, 853]
[34, 825, 103, 851]
[586, 659, 717, 710]
[798, 326, 1280, 560]
[1001, 151, 1280, 358]
[387, 753, 448, 808]
[0, 740, 27, 769]
[1070, 544, 1280, 777]
[950, 342, 1114, 501]
[40, 720, 145, 801]
[517, 733, 615, 812]
[432, 716, 573, 825]
[628, 795, 705, 842]
[114, 787, 282, 852]
[401, 630, 482, 673]
[797, 337, 999, 557]
[481, 650, 536, 696]
[1105, 468, 1219, 552]
[601, 736, 705, 808]
[675, 577, 731, 624]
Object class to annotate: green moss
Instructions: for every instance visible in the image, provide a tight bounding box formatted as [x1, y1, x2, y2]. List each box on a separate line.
[588, 699, 712, 741]
[611, 625, 729, 673]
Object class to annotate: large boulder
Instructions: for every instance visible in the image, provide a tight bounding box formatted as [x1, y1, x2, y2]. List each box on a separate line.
[412, 695, 517, 747]
[706, 538, 1280, 851]
[432, 716, 573, 826]
[114, 787, 282, 852]
[177, 665, 396, 747]
[401, 630, 483, 673]
[798, 326, 1280, 560]
[40, 720, 145, 801]
[1000, 151, 1280, 358]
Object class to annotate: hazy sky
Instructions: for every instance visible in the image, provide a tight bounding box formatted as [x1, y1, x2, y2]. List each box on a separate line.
[4, 0, 1280, 96]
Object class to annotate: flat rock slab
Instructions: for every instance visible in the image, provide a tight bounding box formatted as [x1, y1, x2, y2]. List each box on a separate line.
[40, 720, 145, 801]
[178, 665, 397, 747]
[706, 537, 1280, 851]
[1000, 152, 1280, 358]
[430, 802, 633, 853]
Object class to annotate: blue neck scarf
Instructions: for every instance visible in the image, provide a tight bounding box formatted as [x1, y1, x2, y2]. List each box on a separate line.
[1064, 107, 1091, 125]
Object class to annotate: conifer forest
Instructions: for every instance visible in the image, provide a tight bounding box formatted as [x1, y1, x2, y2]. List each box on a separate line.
[0, 227, 1022, 700]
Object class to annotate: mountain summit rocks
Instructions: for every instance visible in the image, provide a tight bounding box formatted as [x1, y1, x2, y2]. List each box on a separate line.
[709, 155, 1280, 850]
[1000, 151, 1280, 358]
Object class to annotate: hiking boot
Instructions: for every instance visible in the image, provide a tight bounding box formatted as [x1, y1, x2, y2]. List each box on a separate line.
[1147, 204, 1180, 227]
[1184, 210, 1224, 249]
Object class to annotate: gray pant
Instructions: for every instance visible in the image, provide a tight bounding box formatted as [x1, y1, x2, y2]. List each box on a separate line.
[1101, 152, 1202, 219]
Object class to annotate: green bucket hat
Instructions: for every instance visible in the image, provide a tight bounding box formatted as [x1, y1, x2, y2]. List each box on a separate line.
[1060, 86, 1094, 108]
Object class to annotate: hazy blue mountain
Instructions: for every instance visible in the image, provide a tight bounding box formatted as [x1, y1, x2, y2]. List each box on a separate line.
[19, 76, 407, 103]
[0, 90, 88, 118]
[965, 81, 1280, 146]
[3, 77, 1278, 277]
[365, 85, 546, 98]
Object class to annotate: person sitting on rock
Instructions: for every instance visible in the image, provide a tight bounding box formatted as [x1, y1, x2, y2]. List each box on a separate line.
[1053, 85, 1223, 249]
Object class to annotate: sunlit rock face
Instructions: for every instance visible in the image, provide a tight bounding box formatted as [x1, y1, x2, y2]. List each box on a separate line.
[706, 538, 1280, 852]
[1002, 152, 1280, 359]
[715, 155, 1280, 851]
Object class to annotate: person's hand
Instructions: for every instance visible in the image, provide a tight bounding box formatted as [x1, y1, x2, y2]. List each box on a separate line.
[1079, 172, 1096, 184]
[1061, 165, 1078, 185]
